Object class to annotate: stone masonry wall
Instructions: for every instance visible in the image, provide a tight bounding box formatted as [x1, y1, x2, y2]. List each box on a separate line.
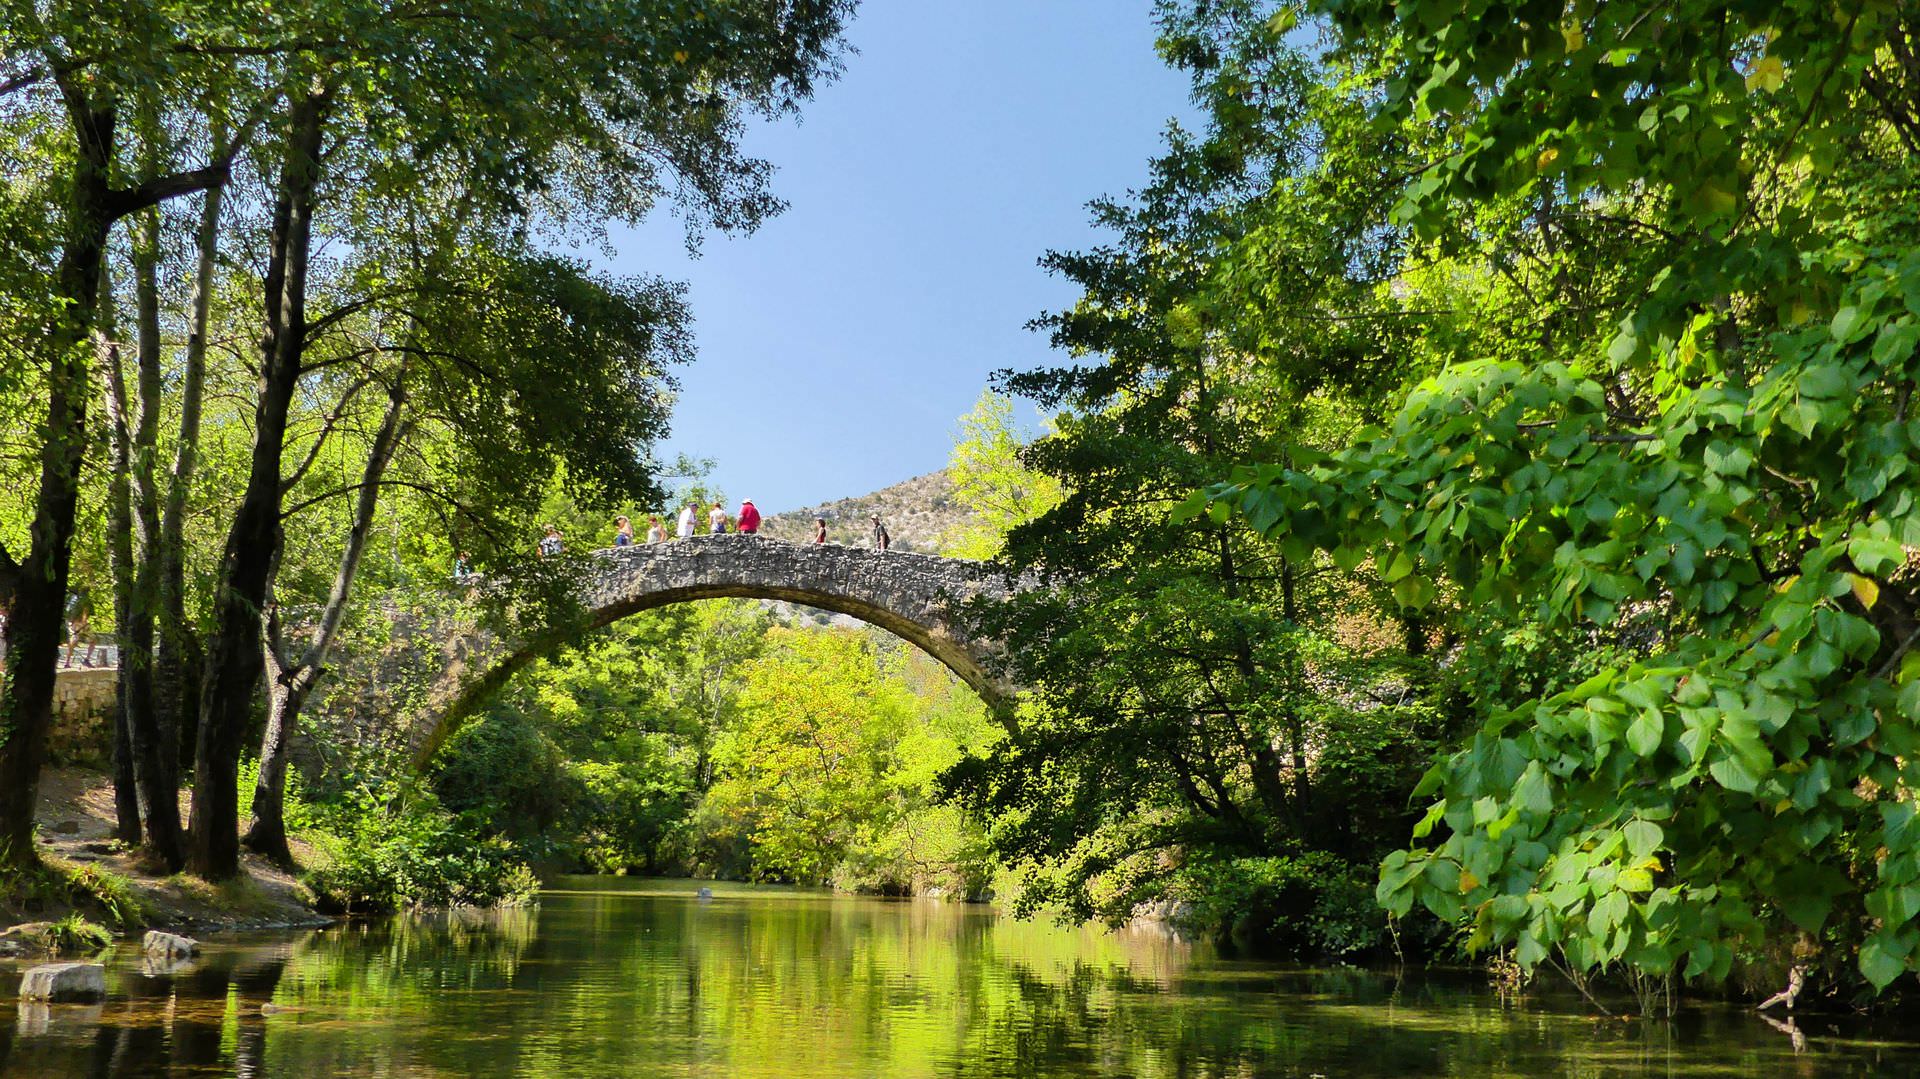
[47, 667, 116, 766]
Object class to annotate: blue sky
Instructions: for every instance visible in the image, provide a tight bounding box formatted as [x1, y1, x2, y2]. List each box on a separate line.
[599, 1, 1196, 515]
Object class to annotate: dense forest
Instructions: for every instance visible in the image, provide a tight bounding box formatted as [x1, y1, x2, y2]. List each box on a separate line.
[4, 0, 1920, 1012]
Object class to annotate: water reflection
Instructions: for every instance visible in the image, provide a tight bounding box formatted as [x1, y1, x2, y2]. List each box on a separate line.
[2, 879, 1918, 1077]
[4, 937, 289, 1077]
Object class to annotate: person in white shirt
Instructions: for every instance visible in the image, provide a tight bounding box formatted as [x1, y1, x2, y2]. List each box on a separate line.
[707, 501, 727, 534]
[676, 503, 697, 540]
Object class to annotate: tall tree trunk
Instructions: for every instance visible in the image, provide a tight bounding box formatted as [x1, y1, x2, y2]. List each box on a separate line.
[110, 706, 143, 845]
[0, 92, 117, 870]
[188, 88, 331, 879]
[127, 203, 184, 868]
[101, 274, 144, 846]
[247, 379, 410, 864]
[0, 68, 232, 870]
[156, 152, 223, 785]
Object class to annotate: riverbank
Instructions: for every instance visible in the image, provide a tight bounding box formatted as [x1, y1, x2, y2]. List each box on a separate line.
[0, 768, 330, 955]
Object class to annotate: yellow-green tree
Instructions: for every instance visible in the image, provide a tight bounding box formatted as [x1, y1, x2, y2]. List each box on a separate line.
[941, 391, 1063, 560]
[703, 628, 909, 884]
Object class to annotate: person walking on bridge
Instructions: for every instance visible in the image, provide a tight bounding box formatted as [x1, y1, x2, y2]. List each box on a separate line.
[538, 525, 563, 559]
[708, 501, 728, 534]
[676, 502, 697, 540]
[613, 516, 635, 547]
[870, 515, 890, 552]
[738, 499, 761, 535]
[646, 515, 666, 543]
[813, 517, 827, 545]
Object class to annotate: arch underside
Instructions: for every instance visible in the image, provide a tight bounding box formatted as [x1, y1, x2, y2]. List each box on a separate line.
[590, 583, 1002, 697]
[412, 571, 1010, 767]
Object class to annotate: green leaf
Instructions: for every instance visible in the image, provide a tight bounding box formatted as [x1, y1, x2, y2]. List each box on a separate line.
[1393, 574, 1436, 610]
[1709, 752, 1760, 793]
[1849, 533, 1906, 576]
[1381, 550, 1414, 582]
[1831, 306, 1869, 344]
[1860, 934, 1908, 991]
[1515, 763, 1553, 816]
[1703, 441, 1754, 476]
[1607, 327, 1640, 366]
[1624, 819, 1663, 858]
[1626, 708, 1664, 757]
[1170, 489, 1211, 524]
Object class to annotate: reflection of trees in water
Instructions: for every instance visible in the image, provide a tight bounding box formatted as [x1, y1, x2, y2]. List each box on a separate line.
[0, 909, 542, 1079]
[6, 898, 1910, 1077]
[2, 941, 292, 1077]
[277, 905, 539, 1000]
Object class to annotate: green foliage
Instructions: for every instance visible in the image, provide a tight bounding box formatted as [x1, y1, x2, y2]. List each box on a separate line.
[1181, 853, 1388, 959]
[43, 913, 112, 956]
[0, 854, 149, 932]
[0, 0, 858, 879]
[300, 778, 538, 913]
[948, 5, 1447, 945]
[425, 601, 998, 897]
[941, 391, 1063, 560]
[1155, 0, 1920, 995]
[701, 628, 909, 883]
[700, 627, 997, 892]
[58, 861, 149, 930]
[433, 600, 764, 874]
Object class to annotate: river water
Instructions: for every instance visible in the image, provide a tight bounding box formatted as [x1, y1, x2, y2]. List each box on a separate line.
[3, 876, 1917, 1077]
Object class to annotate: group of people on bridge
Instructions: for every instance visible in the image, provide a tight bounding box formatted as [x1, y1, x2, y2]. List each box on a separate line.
[450, 503, 893, 583]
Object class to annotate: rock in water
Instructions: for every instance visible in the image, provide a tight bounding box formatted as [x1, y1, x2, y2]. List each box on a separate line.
[142, 930, 200, 960]
[19, 963, 106, 1002]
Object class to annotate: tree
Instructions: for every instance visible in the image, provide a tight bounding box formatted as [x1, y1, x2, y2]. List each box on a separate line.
[702, 628, 913, 885]
[948, 8, 1442, 941]
[243, 247, 694, 863]
[0, 4, 260, 870]
[940, 391, 1062, 560]
[185, 0, 855, 878]
[1204, 1, 1920, 995]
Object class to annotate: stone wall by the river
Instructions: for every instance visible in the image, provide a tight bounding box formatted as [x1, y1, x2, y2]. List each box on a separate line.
[48, 667, 115, 766]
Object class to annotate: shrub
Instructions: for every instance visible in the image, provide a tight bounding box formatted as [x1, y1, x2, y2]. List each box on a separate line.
[1182, 853, 1390, 960]
[44, 913, 112, 955]
[299, 778, 539, 913]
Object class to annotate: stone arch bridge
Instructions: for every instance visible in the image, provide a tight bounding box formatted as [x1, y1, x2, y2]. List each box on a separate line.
[408, 535, 1018, 765]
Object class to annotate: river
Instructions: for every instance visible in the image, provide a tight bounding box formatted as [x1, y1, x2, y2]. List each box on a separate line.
[3, 877, 1916, 1076]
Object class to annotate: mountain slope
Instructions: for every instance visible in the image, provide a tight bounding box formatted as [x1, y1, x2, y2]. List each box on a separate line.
[760, 470, 965, 554]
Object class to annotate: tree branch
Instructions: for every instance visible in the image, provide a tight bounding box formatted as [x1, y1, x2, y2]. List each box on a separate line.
[279, 477, 464, 521]
[279, 372, 379, 495]
[0, 66, 44, 96]
[108, 162, 231, 218]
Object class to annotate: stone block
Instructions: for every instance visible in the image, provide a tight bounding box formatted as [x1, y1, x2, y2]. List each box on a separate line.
[142, 930, 199, 960]
[18, 962, 106, 1002]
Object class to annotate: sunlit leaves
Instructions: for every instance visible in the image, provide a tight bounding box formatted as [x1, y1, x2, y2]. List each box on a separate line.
[1173, 0, 1920, 994]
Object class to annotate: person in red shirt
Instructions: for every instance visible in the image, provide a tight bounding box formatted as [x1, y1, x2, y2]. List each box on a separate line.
[738, 499, 762, 534]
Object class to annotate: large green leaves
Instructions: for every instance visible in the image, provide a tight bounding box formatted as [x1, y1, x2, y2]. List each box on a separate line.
[1208, 0, 1920, 993]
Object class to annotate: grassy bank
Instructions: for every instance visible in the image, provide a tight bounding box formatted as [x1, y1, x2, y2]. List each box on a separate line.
[0, 768, 328, 958]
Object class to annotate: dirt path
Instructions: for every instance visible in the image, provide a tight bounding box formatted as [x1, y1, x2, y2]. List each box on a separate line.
[6, 767, 331, 939]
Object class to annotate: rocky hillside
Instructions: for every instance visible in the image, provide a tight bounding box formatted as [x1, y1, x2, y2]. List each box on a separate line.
[761, 469, 966, 555]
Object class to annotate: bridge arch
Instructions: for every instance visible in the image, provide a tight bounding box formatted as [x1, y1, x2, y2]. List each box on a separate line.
[408, 535, 1015, 766]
